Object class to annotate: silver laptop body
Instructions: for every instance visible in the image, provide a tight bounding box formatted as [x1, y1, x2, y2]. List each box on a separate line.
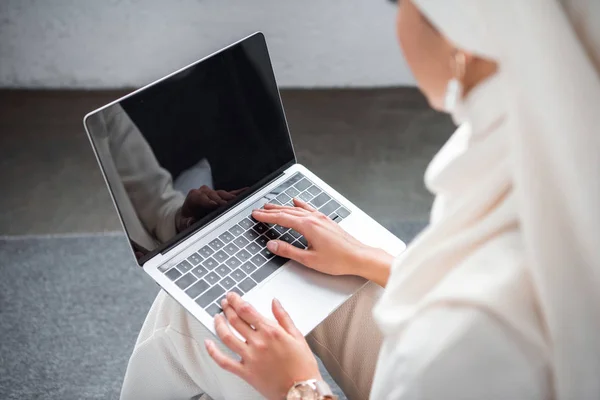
[83, 32, 405, 336]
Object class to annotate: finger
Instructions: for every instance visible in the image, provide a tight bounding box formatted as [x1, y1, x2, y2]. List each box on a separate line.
[214, 314, 247, 356]
[206, 191, 228, 205]
[292, 198, 316, 212]
[197, 192, 219, 207]
[259, 207, 307, 217]
[267, 240, 312, 265]
[229, 188, 248, 195]
[222, 299, 255, 339]
[205, 339, 245, 377]
[251, 209, 306, 232]
[263, 203, 309, 214]
[215, 190, 236, 201]
[226, 292, 264, 328]
[272, 298, 302, 338]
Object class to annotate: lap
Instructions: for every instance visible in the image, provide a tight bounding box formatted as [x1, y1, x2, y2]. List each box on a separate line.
[121, 282, 383, 400]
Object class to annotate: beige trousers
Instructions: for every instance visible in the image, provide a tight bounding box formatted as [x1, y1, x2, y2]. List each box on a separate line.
[120, 282, 383, 400]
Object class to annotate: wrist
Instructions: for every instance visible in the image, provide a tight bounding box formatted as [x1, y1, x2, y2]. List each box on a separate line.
[352, 246, 393, 287]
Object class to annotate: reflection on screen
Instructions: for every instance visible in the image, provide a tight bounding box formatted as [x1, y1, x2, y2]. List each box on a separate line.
[84, 33, 295, 265]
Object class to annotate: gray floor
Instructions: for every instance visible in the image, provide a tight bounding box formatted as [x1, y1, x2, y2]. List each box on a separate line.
[0, 88, 453, 236]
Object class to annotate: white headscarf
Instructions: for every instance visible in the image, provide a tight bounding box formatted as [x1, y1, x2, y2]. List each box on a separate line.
[373, 1, 600, 398]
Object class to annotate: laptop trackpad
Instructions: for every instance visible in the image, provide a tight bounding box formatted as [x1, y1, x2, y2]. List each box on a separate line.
[242, 260, 366, 336]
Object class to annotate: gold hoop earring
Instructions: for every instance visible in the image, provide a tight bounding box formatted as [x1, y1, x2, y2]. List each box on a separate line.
[444, 51, 466, 112]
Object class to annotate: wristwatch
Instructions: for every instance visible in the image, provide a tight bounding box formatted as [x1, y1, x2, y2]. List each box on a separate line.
[286, 379, 338, 400]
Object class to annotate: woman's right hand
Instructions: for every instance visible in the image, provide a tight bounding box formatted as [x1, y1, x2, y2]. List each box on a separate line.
[251, 198, 394, 286]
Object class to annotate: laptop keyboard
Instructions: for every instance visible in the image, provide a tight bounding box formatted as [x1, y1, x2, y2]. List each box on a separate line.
[159, 173, 352, 317]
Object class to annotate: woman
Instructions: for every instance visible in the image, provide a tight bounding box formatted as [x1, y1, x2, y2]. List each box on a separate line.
[121, 0, 600, 399]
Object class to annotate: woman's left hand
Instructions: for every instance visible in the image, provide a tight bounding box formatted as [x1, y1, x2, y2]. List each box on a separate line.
[205, 292, 322, 400]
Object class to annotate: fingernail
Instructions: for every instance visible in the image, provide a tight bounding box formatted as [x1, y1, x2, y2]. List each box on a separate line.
[267, 241, 278, 252]
[205, 339, 213, 348]
[221, 298, 228, 308]
[274, 298, 281, 307]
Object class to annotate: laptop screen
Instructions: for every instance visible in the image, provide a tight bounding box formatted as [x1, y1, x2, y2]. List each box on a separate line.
[84, 33, 295, 265]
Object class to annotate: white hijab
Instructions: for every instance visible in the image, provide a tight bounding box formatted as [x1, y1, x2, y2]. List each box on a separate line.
[373, 1, 600, 398]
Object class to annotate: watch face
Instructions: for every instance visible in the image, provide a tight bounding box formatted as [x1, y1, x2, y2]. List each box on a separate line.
[288, 385, 319, 400]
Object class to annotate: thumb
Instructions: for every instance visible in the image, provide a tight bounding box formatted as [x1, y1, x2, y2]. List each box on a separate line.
[272, 298, 301, 337]
[267, 240, 310, 265]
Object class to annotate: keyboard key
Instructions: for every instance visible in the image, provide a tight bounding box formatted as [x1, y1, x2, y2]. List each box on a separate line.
[292, 240, 306, 249]
[289, 230, 302, 239]
[233, 236, 250, 248]
[299, 236, 308, 247]
[251, 254, 268, 267]
[285, 187, 300, 198]
[209, 238, 225, 250]
[186, 279, 210, 299]
[273, 225, 288, 235]
[280, 233, 295, 244]
[202, 257, 218, 270]
[216, 265, 232, 277]
[219, 276, 236, 290]
[229, 286, 244, 297]
[255, 236, 269, 247]
[214, 250, 228, 263]
[337, 207, 351, 219]
[205, 271, 220, 285]
[229, 224, 244, 237]
[219, 231, 234, 243]
[239, 218, 254, 230]
[238, 277, 257, 292]
[246, 242, 261, 254]
[276, 192, 292, 204]
[187, 253, 203, 266]
[225, 257, 242, 269]
[241, 262, 257, 274]
[260, 248, 275, 260]
[198, 245, 215, 258]
[192, 265, 208, 279]
[319, 200, 340, 217]
[165, 268, 182, 281]
[196, 285, 225, 308]
[265, 229, 280, 240]
[175, 272, 197, 290]
[269, 199, 282, 206]
[177, 260, 193, 273]
[205, 303, 222, 316]
[230, 268, 247, 282]
[307, 185, 321, 196]
[288, 173, 304, 184]
[252, 223, 268, 234]
[311, 193, 331, 208]
[294, 178, 312, 191]
[158, 264, 171, 273]
[251, 256, 287, 283]
[236, 249, 252, 262]
[224, 243, 239, 256]
[244, 229, 260, 241]
[298, 191, 313, 202]
[331, 214, 341, 223]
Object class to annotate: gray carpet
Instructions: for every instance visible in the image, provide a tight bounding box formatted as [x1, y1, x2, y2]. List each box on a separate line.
[0, 221, 426, 400]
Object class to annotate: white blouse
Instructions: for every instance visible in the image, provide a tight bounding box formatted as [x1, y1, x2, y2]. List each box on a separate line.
[370, 306, 549, 399]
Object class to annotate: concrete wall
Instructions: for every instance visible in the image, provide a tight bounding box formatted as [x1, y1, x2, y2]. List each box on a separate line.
[0, 0, 415, 89]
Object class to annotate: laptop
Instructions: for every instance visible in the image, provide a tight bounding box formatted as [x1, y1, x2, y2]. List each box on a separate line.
[83, 32, 405, 336]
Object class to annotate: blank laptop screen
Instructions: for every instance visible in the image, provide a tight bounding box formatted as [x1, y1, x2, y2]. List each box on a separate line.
[84, 33, 295, 264]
